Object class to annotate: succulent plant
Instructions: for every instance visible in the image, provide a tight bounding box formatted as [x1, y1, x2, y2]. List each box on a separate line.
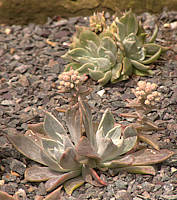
[120, 81, 163, 150]
[62, 10, 168, 85]
[8, 97, 173, 196]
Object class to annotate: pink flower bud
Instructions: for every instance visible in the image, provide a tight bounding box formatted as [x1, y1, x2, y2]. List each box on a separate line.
[137, 81, 146, 90]
[145, 100, 150, 105]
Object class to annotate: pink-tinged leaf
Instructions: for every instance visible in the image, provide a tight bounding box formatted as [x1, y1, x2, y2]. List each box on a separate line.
[65, 107, 81, 146]
[64, 176, 85, 195]
[7, 132, 46, 166]
[25, 166, 62, 182]
[0, 191, 15, 200]
[98, 154, 134, 168]
[132, 149, 174, 166]
[28, 122, 46, 135]
[78, 98, 96, 148]
[44, 186, 62, 200]
[82, 165, 103, 187]
[76, 136, 100, 160]
[45, 170, 81, 192]
[138, 134, 159, 150]
[90, 168, 107, 186]
[111, 165, 156, 175]
[59, 148, 80, 170]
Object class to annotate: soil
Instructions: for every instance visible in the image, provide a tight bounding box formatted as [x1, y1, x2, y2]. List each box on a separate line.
[0, 9, 177, 200]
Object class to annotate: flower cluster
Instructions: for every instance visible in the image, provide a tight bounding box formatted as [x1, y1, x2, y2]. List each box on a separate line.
[133, 81, 161, 106]
[58, 69, 88, 92]
[89, 12, 106, 33]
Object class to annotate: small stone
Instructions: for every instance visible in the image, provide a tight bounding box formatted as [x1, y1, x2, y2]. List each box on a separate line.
[115, 180, 128, 190]
[1, 100, 14, 106]
[160, 194, 177, 200]
[163, 183, 174, 192]
[18, 75, 29, 87]
[0, 180, 5, 186]
[10, 159, 26, 175]
[97, 89, 105, 97]
[115, 190, 132, 200]
[15, 65, 30, 73]
[171, 167, 177, 174]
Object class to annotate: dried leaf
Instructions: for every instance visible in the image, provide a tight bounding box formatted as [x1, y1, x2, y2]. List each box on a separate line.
[64, 176, 84, 195]
[138, 134, 159, 150]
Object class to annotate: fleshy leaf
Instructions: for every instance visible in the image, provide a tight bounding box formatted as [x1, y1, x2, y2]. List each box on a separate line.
[44, 186, 62, 200]
[101, 36, 117, 55]
[42, 138, 64, 162]
[76, 136, 100, 160]
[79, 99, 96, 148]
[77, 63, 95, 74]
[138, 134, 159, 150]
[25, 166, 61, 182]
[142, 47, 161, 64]
[59, 148, 80, 170]
[111, 63, 122, 82]
[97, 109, 115, 137]
[119, 10, 139, 36]
[79, 30, 100, 47]
[131, 149, 174, 166]
[45, 170, 81, 192]
[44, 111, 67, 143]
[65, 107, 81, 146]
[98, 154, 134, 168]
[64, 176, 85, 195]
[65, 48, 91, 59]
[7, 132, 46, 166]
[40, 149, 66, 172]
[96, 128, 124, 162]
[122, 57, 133, 76]
[144, 43, 169, 55]
[88, 69, 104, 81]
[82, 165, 106, 186]
[28, 122, 46, 135]
[111, 165, 156, 175]
[98, 70, 112, 86]
[64, 62, 82, 71]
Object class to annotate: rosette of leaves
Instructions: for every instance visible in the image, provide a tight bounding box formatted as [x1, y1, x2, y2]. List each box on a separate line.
[62, 10, 168, 85]
[8, 99, 173, 196]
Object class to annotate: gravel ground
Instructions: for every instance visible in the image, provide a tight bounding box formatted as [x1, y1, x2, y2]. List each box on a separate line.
[0, 10, 177, 200]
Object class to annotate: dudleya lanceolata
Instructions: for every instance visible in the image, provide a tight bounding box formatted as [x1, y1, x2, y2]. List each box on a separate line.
[62, 10, 168, 85]
[7, 76, 174, 197]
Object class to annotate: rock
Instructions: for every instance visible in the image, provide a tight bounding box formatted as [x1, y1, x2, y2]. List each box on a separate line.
[115, 180, 128, 190]
[115, 190, 132, 200]
[1, 100, 14, 106]
[9, 159, 26, 176]
[0, 0, 176, 25]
